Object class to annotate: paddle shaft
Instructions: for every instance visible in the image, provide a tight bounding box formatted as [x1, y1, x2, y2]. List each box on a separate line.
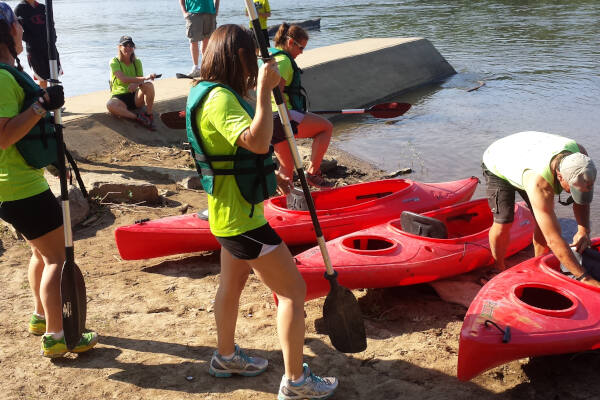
[46, 0, 86, 349]
[45, 0, 72, 249]
[244, 0, 335, 277]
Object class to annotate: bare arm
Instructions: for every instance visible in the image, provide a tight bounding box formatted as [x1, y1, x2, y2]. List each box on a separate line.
[525, 173, 594, 281]
[236, 60, 280, 153]
[214, 0, 219, 15]
[179, 0, 187, 16]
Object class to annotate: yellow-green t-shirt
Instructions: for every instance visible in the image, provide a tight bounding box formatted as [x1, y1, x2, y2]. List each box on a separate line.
[196, 86, 267, 237]
[271, 49, 294, 112]
[248, 0, 271, 29]
[109, 57, 143, 95]
[0, 70, 49, 202]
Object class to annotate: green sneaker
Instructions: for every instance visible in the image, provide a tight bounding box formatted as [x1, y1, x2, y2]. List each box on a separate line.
[28, 314, 46, 336]
[41, 331, 99, 358]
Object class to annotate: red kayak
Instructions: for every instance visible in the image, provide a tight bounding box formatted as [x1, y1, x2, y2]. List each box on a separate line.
[457, 237, 600, 382]
[115, 177, 478, 260]
[294, 199, 534, 302]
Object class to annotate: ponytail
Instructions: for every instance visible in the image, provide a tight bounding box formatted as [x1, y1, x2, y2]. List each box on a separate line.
[274, 23, 308, 48]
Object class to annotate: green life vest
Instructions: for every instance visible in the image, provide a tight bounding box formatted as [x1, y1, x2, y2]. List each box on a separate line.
[269, 48, 308, 112]
[0, 63, 58, 169]
[186, 81, 277, 209]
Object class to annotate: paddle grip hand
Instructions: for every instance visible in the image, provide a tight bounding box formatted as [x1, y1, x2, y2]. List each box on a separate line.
[39, 85, 65, 111]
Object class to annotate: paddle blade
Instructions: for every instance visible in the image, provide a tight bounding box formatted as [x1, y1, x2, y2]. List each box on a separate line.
[369, 102, 411, 118]
[323, 274, 367, 353]
[160, 111, 186, 130]
[61, 260, 87, 350]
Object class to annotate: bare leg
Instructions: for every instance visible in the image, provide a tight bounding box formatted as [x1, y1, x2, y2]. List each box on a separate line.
[136, 83, 155, 114]
[190, 41, 200, 66]
[27, 225, 65, 333]
[296, 112, 333, 175]
[28, 248, 45, 316]
[200, 37, 210, 56]
[489, 222, 512, 271]
[106, 98, 137, 120]
[214, 249, 251, 357]
[249, 244, 306, 380]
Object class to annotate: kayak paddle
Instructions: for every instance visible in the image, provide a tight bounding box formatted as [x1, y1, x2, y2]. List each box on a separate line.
[160, 101, 411, 130]
[244, 0, 367, 353]
[46, 0, 87, 350]
[313, 102, 411, 118]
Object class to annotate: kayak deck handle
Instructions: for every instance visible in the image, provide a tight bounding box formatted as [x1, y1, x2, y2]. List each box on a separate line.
[484, 319, 511, 343]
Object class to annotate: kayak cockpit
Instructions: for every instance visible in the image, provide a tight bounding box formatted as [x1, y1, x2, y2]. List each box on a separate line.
[268, 179, 410, 211]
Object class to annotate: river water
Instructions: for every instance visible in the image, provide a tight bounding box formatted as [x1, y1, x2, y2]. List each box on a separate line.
[5, 0, 600, 234]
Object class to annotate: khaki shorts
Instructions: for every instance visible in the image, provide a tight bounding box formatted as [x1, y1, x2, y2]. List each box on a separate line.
[185, 13, 217, 42]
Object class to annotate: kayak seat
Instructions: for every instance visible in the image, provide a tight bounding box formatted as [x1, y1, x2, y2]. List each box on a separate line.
[400, 211, 448, 239]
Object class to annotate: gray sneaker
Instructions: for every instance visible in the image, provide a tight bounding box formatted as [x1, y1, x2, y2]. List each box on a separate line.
[278, 363, 338, 400]
[208, 344, 268, 378]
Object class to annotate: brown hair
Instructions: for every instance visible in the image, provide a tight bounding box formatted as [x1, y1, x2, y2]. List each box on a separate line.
[273, 23, 309, 49]
[0, 19, 23, 71]
[198, 24, 257, 97]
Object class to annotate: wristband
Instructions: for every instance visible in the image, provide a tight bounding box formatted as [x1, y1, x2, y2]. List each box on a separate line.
[31, 101, 47, 117]
[575, 272, 590, 281]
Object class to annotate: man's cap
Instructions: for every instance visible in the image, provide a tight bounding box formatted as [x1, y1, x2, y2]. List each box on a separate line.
[0, 2, 16, 24]
[119, 35, 135, 46]
[560, 153, 596, 205]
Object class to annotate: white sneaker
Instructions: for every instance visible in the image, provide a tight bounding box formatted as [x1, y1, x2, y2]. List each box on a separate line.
[208, 344, 268, 377]
[188, 66, 201, 78]
[278, 363, 338, 400]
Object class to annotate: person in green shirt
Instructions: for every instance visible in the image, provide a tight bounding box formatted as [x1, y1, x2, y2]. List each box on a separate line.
[270, 23, 334, 189]
[482, 131, 600, 287]
[188, 24, 338, 399]
[106, 35, 158, 130]
[245, 0, 271, 47]
[0, 1, 97, 358]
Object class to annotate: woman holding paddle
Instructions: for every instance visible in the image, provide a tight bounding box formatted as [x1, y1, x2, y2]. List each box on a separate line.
[270, 23, 334, 190]
[0, 2, 97, 358]
[186, 24, 337, 399]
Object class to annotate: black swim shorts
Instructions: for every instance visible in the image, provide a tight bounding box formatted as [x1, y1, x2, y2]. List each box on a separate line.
[27, 49, 61, 81]
[0, 189, 62, 240]
[271, 113, 300, 145]
[216, 223, 282, 260]
[112, 92, 138, 110]
[482, 163, 532, 224]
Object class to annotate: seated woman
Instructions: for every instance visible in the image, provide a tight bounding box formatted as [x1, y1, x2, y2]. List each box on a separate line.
[187, 24, 338, 399]
[106, 35, 157, 130]
[270, 23, 333, 189]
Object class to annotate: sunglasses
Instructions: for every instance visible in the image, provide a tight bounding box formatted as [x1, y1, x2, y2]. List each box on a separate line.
[288, 36, 305, 51]
[121, 43, 135, 48]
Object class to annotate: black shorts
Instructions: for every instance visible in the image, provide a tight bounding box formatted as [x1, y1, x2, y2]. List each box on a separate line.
[112, 92, 138, 110]
[0, 189, 62, 240]
[216, 223, 282, 260]
[271, 114, 300, 145]
[27, 49, 61, 81]
[482, 163, 532, 224]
